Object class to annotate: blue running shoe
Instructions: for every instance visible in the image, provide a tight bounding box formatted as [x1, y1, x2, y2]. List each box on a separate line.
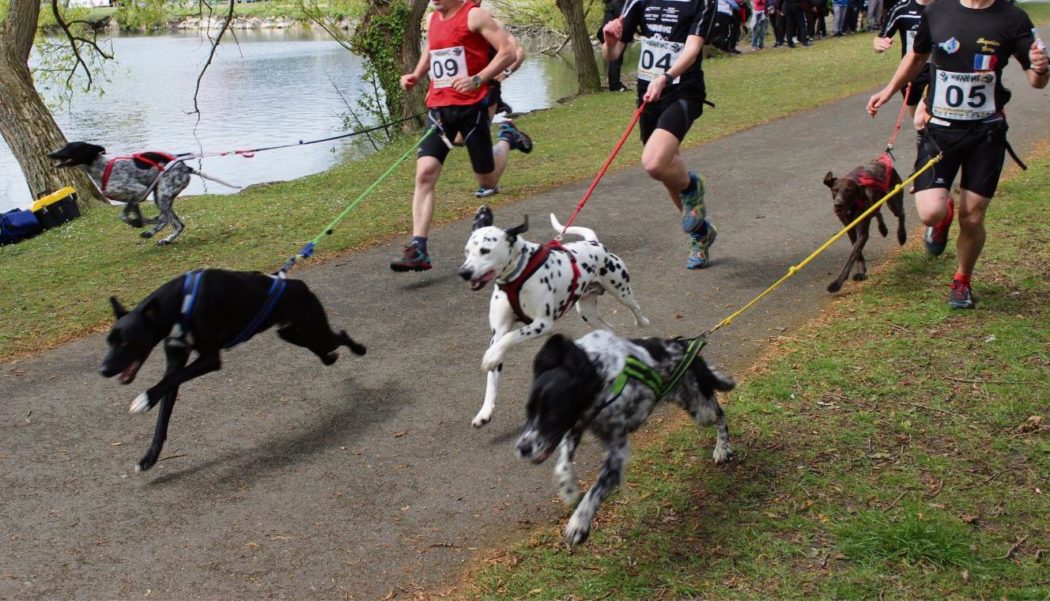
[498, 121, 533, 154]
[681, 171, 706, 234]
[686, 223, 717, 270]
[474, 185, 500, 198]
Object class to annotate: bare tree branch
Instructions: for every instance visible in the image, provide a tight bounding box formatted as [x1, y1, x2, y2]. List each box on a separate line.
[49, 0, 113, 90]
[191, 0, 236, 117]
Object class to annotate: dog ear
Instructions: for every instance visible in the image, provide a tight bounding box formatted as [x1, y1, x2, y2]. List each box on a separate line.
[109, 296, 128, 320]
[505, 215, 529, 242]
[472, 205, 494, 230]
[823, 172, 836, 189]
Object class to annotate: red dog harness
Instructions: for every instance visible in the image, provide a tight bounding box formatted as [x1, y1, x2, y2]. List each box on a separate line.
[498, 240, 582, 325]
[849, 153, 895, 196]
[100, 151, 177, 199]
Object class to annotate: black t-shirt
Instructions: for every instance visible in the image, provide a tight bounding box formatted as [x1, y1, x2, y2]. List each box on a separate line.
[913, 0, 1035, 122]
[620, 0, 716, 99]
[880, 0, 926, 57]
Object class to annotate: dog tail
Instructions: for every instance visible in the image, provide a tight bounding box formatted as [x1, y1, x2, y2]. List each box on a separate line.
[711, 369, 736, 392]
[189, 168, 240, 190]
[549, 213, 598, 242]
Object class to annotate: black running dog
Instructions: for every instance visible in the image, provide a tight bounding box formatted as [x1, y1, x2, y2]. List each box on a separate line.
[48, 141, 237, 245]
[822, 153, 906, 293]
[100, 269, 366, 472]
[516, 331, 735, 546]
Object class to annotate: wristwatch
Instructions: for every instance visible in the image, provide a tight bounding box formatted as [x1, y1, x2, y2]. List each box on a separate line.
[472, 75, 482, 89]
[662, 72, 674, 84]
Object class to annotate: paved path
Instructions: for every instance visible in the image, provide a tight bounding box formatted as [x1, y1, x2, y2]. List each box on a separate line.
[2, 60, 1048, 599]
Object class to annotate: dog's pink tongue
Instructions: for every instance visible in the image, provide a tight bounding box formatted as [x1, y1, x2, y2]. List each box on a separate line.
[118, 361, 141, 384]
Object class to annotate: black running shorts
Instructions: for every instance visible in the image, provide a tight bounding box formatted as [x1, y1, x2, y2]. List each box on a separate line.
[418, 102, 495, 174]
[914, 120, 1008, 198]
[639, 94, 704, 144]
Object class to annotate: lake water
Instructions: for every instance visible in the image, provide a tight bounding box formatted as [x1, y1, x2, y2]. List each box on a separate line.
[0, 29, 579, 212]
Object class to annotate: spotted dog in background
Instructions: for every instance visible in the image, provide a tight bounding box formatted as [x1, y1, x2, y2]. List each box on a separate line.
[48, 141, 238, 245]
[457, 206, 649, 428]
[516, 331, 735, 546]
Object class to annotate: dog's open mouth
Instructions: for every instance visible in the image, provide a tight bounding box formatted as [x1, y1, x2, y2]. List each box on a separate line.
[117, 360, 142, 384]
[470, 270, 497, 291]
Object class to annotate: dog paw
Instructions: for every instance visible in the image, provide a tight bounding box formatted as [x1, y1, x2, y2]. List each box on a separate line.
[558, 484, 583, 507]
[713, 441, 734, 464]
[157, 239, 172, 246]
[471, 412, 492, 428]
[564, 515, 591, 547]
[481, 349, 502, 372]
[350, 343, 367, 356]
[129, 392, 151, 414]
[140, 230, 154, 238]
[826, 281, 843, 293]
[852, 273, 868, 282]
[636, 315, 651, 328]
[322, 352, 338, 366]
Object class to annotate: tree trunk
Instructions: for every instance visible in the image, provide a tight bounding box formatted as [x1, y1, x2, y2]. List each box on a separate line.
[1, 0, 103, 208]
[353, 0, 429, 129]
[555, 0, 602, 94]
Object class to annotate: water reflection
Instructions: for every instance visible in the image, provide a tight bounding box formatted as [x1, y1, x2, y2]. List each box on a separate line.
[0, 29, 579, 212]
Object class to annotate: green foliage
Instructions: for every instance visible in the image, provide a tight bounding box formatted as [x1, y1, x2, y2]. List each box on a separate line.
[349, 0, 413, 122]
[114, 0, 172, 30]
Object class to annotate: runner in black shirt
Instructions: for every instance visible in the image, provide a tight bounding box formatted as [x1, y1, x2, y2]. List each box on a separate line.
[602, 0, 720, 270]
[867, 0, 1048, 309]
[874, 0, 933, 115]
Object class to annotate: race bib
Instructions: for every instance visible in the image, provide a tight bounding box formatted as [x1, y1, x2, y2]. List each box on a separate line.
[931, 70, 996, 121]
[637, 38, 683, 83]
[430, 46, 469, 89]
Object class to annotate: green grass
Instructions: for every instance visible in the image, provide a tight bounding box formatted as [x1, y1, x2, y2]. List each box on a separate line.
[460, 151, 1050, 599]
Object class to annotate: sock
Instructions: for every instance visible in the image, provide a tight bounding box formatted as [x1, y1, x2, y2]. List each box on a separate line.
[690, 220, 709, 239]
[411, 236, 428, 256]
[681, 176, 698, 198]
[953, 271, 971, 285]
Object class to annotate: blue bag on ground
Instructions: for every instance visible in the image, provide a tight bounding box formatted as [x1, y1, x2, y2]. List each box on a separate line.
[0, 208, 43, 245]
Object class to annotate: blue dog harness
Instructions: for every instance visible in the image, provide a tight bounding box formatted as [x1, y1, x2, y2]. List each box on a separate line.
[173, 270, 287, 349]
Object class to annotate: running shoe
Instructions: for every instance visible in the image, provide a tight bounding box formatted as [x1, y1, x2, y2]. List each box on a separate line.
[390, 244, 432, 272]
[680, 171, 707, 234]
[686, 223, 717, 270]
[948, 279, 976, 309]
[923, 198, 954, 256]
[498, 121, 533, 154]
[474, 185, 500, 199]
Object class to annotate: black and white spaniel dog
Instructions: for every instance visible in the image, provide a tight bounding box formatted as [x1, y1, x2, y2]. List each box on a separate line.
[516, 331, 735, 546]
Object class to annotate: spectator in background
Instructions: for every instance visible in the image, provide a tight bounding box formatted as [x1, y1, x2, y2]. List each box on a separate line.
[805, 0, 827, 40]
[602, 0, 627, 91]
[831, 0, 848, 36]
[776, 0, 809, 47]
[751, 0, 769, 50]
[772, 0, 786, 47]
[865, 0, 882, 31]
[845, 0, 862, 33]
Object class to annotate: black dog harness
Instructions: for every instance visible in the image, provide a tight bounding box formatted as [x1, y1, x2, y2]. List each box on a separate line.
[172, 270, 287, 349]
[497, 240, 582, 325]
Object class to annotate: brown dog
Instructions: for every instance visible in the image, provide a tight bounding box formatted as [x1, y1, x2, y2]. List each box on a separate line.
[822, 153, 906, 293]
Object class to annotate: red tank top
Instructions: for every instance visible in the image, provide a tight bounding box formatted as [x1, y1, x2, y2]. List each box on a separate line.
[426, 2, 490, 108]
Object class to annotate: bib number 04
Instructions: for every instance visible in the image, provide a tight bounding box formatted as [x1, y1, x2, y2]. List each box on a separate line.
[638, 38, 683, 83]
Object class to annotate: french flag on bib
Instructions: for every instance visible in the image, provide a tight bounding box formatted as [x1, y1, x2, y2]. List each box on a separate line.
[973, 54, 997, 72]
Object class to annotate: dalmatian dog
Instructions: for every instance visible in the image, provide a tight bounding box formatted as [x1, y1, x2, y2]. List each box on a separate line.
[457, 206, 649, 428]
[516, 331, 735, 546]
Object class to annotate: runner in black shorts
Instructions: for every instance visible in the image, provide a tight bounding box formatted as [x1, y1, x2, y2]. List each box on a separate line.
[393, 0, 527, 272]
[867, 0, 1048, 309]
[874, 0, 934, 112]
[602, 0, 719, 270]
